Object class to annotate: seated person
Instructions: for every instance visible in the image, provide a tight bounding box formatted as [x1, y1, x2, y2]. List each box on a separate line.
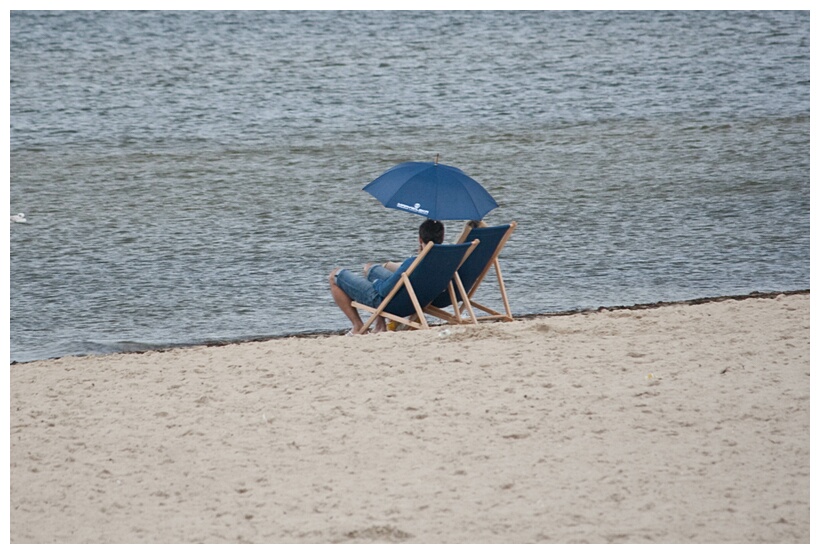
[381, 219, 481, 272]
[329, 219, 445, 334]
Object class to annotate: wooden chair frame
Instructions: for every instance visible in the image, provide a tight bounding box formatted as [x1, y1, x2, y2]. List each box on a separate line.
[426, 221, 517, 324]
[351, 240, 480, 334]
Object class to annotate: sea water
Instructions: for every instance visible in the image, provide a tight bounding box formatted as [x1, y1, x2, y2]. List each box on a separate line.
[9, 11, 810, 362]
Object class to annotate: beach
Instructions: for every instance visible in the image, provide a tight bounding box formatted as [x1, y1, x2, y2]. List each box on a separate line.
[9, 292, 810, 543]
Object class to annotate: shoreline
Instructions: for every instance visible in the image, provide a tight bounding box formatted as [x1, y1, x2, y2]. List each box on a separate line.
[9, 289, 810, 366]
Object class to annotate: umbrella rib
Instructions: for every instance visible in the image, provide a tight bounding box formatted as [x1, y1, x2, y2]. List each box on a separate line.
[434, 166, 443, 220]
[455, 171, 483, 221]
[464, 175, 483, 220]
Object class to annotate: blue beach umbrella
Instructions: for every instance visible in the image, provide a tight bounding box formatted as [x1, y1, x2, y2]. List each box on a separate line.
[363, 157, 498, 221]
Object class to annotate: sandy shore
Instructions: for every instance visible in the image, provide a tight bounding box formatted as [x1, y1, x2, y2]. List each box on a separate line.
[10, 292, 810, 543]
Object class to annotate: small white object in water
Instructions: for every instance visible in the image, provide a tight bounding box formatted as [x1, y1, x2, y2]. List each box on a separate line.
[10, 213, 26, 223]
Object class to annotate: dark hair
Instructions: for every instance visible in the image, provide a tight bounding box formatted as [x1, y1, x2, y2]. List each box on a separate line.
[419, 219, 445, 244]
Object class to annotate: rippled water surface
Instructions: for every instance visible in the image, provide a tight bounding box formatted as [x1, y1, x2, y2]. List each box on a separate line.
[10, 11, 810, 362]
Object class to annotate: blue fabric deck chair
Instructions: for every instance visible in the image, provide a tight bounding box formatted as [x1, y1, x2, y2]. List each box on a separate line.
[351, 240, 480, 334]
[426, 221, 517, 324]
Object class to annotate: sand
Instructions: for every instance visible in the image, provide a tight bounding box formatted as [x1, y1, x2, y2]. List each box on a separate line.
[9, 292, 810, 543]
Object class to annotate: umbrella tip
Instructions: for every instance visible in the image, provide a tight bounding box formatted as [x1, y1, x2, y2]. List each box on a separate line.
[434, 153, 439, 165]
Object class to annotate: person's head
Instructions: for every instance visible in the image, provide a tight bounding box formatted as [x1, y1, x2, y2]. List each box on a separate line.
[419, 219, 445, 246]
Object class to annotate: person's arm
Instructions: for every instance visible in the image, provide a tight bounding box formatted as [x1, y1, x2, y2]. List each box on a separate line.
[454, 220, 485, 243]
[374, 256, 416, 297]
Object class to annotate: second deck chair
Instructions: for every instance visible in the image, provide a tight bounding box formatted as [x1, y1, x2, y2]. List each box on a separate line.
[350, 240, 480, 334]
[426, 221, 517, 323]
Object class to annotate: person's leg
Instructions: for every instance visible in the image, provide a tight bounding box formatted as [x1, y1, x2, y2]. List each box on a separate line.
[331, 268, 391, 334]
[364, 263, 395, 281]
[363, 261, 401, 275]
[329, 268, 365, 333]
[363, 263, 397, 332]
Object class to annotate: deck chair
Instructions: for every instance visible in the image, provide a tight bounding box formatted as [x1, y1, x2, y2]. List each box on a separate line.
[351, 240, 480, 334]
[426, 221, 517, 323]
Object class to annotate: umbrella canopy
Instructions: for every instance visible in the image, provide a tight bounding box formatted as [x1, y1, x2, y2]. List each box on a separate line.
[363, 160, 498, 221]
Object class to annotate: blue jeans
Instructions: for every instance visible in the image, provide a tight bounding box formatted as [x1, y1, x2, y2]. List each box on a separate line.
[335, 264, 394, 308]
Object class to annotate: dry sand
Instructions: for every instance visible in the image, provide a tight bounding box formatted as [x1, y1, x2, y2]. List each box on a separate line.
[9, 292, 810, 543]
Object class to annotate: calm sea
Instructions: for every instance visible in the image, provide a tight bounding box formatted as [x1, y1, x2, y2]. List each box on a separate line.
[9, 11, 810, 363]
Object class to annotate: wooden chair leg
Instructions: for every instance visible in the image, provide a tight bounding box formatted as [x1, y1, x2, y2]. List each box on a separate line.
[402, 275, 429, 330]
[494, 260, 513, 320]
[453, 273, 478, 324]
